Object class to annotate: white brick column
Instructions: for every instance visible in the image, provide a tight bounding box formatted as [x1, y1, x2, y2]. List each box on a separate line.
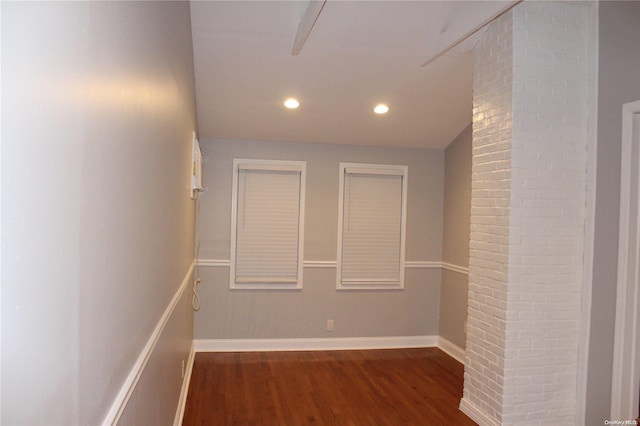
[461, 3, 591, 425]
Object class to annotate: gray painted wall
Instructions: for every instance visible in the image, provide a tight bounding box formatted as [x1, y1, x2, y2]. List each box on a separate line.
[586, 2, 640, 424]
[439, 124, 472, 350]
[442, 124, 472, 268]
[1, 2, 197, 424]
[195, 139, 444, 339]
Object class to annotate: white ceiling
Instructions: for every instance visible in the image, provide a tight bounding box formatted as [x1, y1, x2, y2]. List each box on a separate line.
[190, 1, 517, 149]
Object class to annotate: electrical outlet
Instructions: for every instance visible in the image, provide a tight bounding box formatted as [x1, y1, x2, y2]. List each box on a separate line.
[327, 319, 334, 331]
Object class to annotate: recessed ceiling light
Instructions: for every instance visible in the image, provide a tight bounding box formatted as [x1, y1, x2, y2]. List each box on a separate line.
[284, 98, 300, 109]
[374, 104, 389, 114]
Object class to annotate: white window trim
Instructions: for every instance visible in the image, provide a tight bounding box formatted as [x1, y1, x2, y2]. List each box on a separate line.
[229, 159, 306, 290]
[336, 162, 408, 290]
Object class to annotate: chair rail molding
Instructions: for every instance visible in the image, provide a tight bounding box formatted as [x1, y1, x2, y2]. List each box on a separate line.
[103, 262, 195, 426]
[196, 259, 468, 275]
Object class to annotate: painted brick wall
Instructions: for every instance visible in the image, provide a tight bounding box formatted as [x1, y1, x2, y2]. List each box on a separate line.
[462, 2, 590, 425]
[463, 8, 513, 424]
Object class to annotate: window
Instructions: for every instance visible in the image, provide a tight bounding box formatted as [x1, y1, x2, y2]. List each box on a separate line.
[336, 163, 408, 290]
[230, 159, 306, 289]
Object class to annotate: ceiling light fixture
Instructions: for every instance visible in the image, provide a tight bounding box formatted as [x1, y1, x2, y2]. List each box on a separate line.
[374, 104, 389, 114]
[284, 98, 300, 109]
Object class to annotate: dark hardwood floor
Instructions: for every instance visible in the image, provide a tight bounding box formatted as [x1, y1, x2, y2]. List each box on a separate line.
[183, 347, 476, 425]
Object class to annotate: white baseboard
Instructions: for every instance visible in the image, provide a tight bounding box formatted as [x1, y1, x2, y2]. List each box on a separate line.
[437, 336, 465, 364]
[102, 262, 194, 426]
[459, 397, 499, 426]
[194, 335, 438, 352]
[174, 341, 195, 426]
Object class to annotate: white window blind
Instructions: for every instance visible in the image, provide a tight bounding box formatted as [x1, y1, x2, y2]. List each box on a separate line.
[337, 163, 407, 290]
[230, 159, 306, 289]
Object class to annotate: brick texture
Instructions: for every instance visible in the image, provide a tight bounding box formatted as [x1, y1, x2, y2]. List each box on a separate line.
[462, 2, 590, 425]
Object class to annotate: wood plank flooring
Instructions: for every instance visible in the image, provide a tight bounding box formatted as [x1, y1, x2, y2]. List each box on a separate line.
[183, 347, 476, 425]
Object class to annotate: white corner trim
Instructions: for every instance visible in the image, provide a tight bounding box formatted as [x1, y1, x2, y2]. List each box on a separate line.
[437, 336, 465, 364]
[102, 262, 194, 426]
[194, 335, 438, 353]
[440, 262, 469, 275]
[174, 341, 196, 426]
[577, 4, 598, 424]
[459, 397, 500, 426]
[404, 261, 441, 269]
[611, 100, 640, 420]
